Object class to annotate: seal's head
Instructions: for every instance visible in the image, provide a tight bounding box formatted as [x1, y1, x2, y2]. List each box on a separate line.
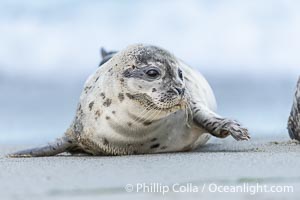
[111, 44, 187, 118]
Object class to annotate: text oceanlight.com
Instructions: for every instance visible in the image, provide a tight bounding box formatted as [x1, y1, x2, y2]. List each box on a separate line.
[124, 183, 294, 195]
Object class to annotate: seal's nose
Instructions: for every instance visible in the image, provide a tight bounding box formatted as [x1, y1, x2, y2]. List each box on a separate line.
[174, 87, 185, 96]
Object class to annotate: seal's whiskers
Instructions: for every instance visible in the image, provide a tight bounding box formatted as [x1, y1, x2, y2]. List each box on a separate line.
[132, 104, 156, 125]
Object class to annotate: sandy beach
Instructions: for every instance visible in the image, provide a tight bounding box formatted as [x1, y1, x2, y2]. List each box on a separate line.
[1, 134, 299, 200]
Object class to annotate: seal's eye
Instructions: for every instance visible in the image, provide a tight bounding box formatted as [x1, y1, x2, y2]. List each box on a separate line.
[178, 69, 183, 80]
[146, 69, 160, 79]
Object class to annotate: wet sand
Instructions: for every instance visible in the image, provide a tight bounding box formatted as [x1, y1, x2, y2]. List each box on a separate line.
[1, 134, 300, 200]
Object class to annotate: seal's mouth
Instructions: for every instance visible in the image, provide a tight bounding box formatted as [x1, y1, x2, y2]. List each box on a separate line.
[125, 92, 186, 111]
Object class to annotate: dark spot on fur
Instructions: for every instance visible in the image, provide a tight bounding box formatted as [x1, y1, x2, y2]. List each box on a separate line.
[89, 101, 94, 111]
[118, 93, 125, 102]
[132, 65, 136, 69]
[112, 111, 116, 114]
[108, 68, 112, 72]
[103, 138, 109, 145]
[143, 121, 152, 126]
[160, 146, 167, 150]
[152, 88, 157, 92]
[79, 107, 83, 115]
[94, 110, 101, 120]
[127, 122, 132, 126]
[100, 93, 105, 99]
[150, 143, 160, 149]
[84, 86, 92, 94]
[103, 98, 112, 107]
[212, 127, 217, 132]
[126, 93, 135, 99]
[120, 78, 124, 82]
[212, 121, 218, 127]
[95, 77, 99, 82]
[138, 85, 142, 89]
[150, 138, 157, 142]
[106, 116, 110, 120]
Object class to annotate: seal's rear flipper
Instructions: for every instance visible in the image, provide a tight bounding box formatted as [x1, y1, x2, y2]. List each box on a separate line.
[7, 137, 73, 158]
[288, 76, 300, 141]
[99, 47, 117, 66]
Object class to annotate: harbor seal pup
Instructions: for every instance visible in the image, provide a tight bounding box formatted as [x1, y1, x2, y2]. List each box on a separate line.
[288, 76, 300, 141]
[9, 44, 250, 157]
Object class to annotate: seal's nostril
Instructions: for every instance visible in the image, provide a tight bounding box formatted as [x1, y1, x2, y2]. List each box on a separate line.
[175, 87, 184, 95]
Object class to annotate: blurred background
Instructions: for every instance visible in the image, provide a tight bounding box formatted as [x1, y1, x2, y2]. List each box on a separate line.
[0, 0, 299, 143]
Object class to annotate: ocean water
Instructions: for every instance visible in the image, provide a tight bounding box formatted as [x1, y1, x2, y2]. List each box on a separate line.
[0, 71, 297, 143]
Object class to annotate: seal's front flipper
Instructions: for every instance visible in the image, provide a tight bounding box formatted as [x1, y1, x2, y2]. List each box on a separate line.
[7, 137, 73, 158]
[193, 106, 250, 141]
[288, 76, 300, 141]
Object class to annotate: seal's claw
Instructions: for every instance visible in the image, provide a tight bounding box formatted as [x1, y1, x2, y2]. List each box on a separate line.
[220, 120, 250, 141]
